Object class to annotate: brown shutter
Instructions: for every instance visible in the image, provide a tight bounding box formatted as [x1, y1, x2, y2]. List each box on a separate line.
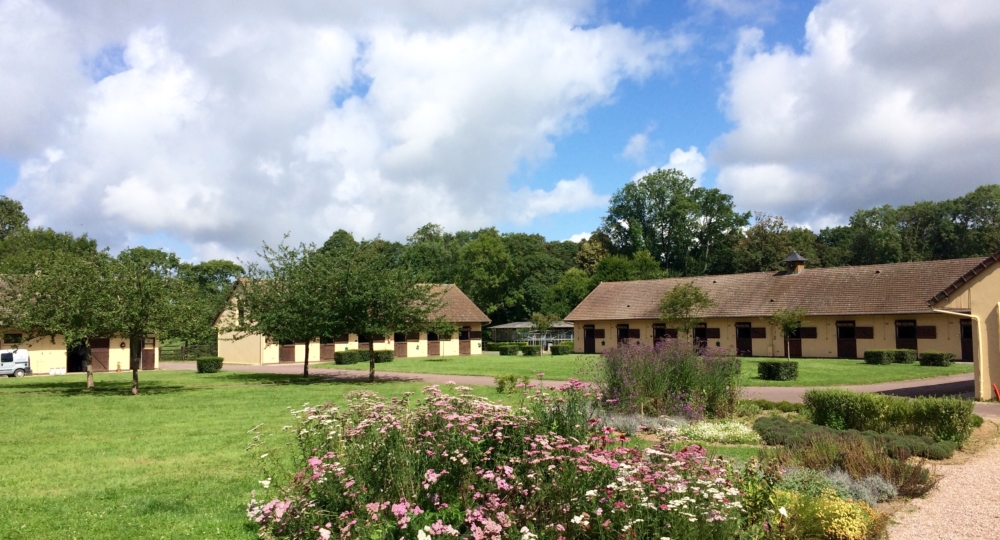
[628, 329, 640, 339]
[470, 331, 482, 339]
[856, 327, 874, 339]
[594, 329, 605, 339]
[664, 329, 678, 338]
[706, 328, 721, 339]
[915, 326, 937, 339]
[406, 332, 421, 341]
[799, 327, 818, 339]
[750, 327, 767, 339]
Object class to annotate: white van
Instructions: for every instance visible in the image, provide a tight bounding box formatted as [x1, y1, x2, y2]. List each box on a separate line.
[0, 349, 31, 377]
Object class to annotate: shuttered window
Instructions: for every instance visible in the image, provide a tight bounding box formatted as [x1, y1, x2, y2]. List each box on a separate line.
[594, 329, 605, 339]
[750, 328, 767, 339]
[856, 327, 874, 339]
[916, 326, 937, 339]
[470, 331, 483, 339]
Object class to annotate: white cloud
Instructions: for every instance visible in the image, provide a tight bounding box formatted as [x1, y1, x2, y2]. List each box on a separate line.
[2, 0, 681, 257]
[713, 0, 1000, 223]
[621, 129, 651, 162]
[631, 145, 707, 182]
[568, 231, 590, 242]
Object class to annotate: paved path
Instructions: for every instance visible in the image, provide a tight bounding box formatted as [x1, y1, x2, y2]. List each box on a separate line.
[161, 362, 1000, 418]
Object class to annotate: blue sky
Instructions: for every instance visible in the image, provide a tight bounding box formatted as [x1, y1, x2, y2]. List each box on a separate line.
[2, 0, 998, 260]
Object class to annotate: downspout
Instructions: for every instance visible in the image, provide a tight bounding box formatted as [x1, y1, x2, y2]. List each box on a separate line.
[931, 307, 986, 400]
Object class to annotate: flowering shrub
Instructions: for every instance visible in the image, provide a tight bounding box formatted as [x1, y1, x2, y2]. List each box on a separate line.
[249, 384, 757, 539]
[594, 341, 742, 418]
[772, 489, 885, 540]
[662, 421, 763, 445]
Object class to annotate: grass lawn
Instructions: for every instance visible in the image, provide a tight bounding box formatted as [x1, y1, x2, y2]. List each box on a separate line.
[0, 371, 503, 539]
[315, 354, 973, 387]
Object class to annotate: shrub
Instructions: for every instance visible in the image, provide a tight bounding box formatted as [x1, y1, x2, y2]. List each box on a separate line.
[824, 470, 898, 506]
[773, 489, 884, 540]
[863, 349, 916, 365]
[250, 386, 750, 540]
[497, 344, 520, 356]
[918, 351, 955, 367]
[972, 414, 984, 428]
[595, 341, 742, 418]
[550, 343, 574, 355]
[753, 415, 956, 460]
[803, 389, 976, 444]
[333, 350, 361, 365]
[758, 361, 799, 381]
[742, 399, 805, 414]
[494, 373, 530, 393]
[778, 468, 849, 499]
[520, 345, 541, 356]
[195, 356, 223, 373]
[334, 350, 394, 365]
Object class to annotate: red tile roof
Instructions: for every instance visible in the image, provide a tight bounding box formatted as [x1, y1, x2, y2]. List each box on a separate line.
[565, 257, 990, 321]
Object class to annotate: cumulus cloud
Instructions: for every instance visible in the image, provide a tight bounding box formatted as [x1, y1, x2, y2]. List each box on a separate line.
[713, 0, 1000, 225]
[1, 0, 682, 259]
[568, 231, 590, 242]
[621, 126, 655, 162]
[631, 145, 707, 182]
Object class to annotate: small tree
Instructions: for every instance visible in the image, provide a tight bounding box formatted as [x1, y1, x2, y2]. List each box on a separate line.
[769, 307, 808, 360]
[529, 312, 560, 349]
[658, 282, 715, 336]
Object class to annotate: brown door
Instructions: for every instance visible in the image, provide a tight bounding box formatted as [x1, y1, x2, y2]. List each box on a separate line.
[459, 341, 471, 355]
[693, 324, 708, 349]
[895, 320, 917, 351]
[788, 339, 802, 358]
[836, 322, 857, 359]
[428, 342, 440, 356]
[735, 323, 752, 356]
[141, 349, 155, 370]
[89, 338, 110, 372]
[584, 326, 595, 354]
[320, 343, 337, 361]
[394, 333, 407, 358]
[279, 344, 295, 362]
[961, 320, 973, 361]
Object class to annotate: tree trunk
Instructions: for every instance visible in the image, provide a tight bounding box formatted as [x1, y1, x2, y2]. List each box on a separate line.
[130, 335, 142, 396]
[368, 337, 376, 383]
[786, 336, 790, 361]
[85, 342, 94, 389]
[303, 339, 310, 378]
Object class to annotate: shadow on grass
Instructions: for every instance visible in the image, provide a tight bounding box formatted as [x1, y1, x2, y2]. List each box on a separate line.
[878, 378, 974, 399]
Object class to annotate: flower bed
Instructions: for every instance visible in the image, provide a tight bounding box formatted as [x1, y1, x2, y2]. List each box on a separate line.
[662, 420, 764, 445]
[249, 384, 758, 539]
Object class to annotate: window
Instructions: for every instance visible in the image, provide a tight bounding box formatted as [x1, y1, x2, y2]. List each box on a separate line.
[836, 322, 856, 339]
[427, 333, 439, 342]
[896, 320, 917, 339]
[459, 326, 471, 340]
[735, 324, 752, 339]
[394, 333, 407, 342]
[3, 333, 22, 344]
[617, 324, 630, 343]
[1, 353, 12, 363]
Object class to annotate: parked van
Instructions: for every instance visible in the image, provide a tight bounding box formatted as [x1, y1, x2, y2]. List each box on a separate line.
[0, 349, 31, 377]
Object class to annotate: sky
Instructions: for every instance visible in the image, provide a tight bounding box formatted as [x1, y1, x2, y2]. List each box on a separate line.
[1, 0, 999, 261]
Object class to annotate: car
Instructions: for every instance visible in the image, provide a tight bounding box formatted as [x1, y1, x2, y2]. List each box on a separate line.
[0, 348, 31, 378]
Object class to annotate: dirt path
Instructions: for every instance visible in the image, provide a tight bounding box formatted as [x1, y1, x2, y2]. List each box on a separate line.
[888, 422, 1000, 540]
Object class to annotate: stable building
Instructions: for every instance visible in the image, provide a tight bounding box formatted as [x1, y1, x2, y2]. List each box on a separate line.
[0, 331, 159, 375]
[565, 252, 1000, 400]
[216, 284, 490, 365]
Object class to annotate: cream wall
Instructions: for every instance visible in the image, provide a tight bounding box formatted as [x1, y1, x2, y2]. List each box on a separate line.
[1, 332, 158, 374]
[938, 263, 1000, 399]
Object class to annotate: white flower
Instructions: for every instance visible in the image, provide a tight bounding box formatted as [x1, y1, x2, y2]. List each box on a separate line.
[417, 530, 431, 540]
[779, 507, 788, 518]
[520, 526, 537, 540]
[585, 490, 598, 498]
[258, 478, 271, 489]
[259, 453, 269, 459]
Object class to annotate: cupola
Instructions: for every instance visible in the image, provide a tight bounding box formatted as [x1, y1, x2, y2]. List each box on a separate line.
[783, 251, 807, 275]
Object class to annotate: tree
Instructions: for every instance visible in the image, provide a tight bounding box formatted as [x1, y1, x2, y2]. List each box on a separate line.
[574, 239, 608, 274]
[591, 251, 664, 284]
[848, 205, 903, 265]
[732, 212, 794, 273]
[658, 282, 714, 335]
[0, 227, 99, 274]
[327, 241, 454, 382]
[769, 307, 807, 360]
[542, 268, 594, 318]
[455, 229, 517, 317]
[529, 312, 560, 334]
[690, 188, 750, 275]
[318, 229, 359, 257]
[0, 196, 29, 240]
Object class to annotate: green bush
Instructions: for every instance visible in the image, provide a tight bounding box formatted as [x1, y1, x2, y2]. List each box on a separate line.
[803, 389, 976, 444]
[520, 345, 541, 356]
[757, 361, 799, 381]
[333, 350, 395, 365]
[863, 349, 916, 365]
[495, 373, 530, 393]
[972, 414, 984, 428]
[195, 356, 223, 373]
[333, 350, 361, 365]
[918, 351, 955, 367]
[550, 343, 575, 355]
[753, 415, 956, 460]
[497, 344, 520, 356]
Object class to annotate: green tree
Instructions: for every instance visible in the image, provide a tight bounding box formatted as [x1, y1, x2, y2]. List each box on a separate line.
[817, 226, 854, 267]
[318, 229, 359, 257]
[848, 205, 903, 265]
[0, 196, 29, 240]
[732, 212, 794, 273]
[542, 268, 593, 318]
[0, 227, 99, 274]
[455, 229, 516, 317]
[690, 188, 750, 275]
[769, 307, 807, 360]
[574, 239, 608, 274]
[658, 282, 714, 335]
[173, 259, 243, 343]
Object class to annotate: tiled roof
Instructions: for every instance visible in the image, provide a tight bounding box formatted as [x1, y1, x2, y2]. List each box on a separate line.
[565, 257, 989, 321]
[430, 284, 491, 324]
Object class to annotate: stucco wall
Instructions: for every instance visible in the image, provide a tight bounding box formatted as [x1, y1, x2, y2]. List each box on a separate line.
[218, 332, 265, 365]
[938, 262, 1000, 399]
[1, 332, 158, 374]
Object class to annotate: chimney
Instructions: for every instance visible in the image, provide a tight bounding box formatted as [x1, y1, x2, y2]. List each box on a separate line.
[783, 251, 807, 275]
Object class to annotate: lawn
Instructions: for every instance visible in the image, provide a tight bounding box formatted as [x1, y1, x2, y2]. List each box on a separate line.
[0, 371, 501, 539]
[315, 354, 973, 386]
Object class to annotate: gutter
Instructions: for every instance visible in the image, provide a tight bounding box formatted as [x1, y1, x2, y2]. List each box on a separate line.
[931, 307, 987, 399]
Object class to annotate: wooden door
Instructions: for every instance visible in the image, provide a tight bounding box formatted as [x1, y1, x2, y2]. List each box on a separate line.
[583, 326, 595, 354]
[895, 320, 917, 351]
[961, 320, 973, 361]
[320, 344, 337, 361]
[459, 341, 471, 356]
[428, 341, 440, 356]
[735, 323, 752, 356]
[141, 349, 155, 370]
[279, 344, 295, 362]
[90, 338, 110, 372]
[693, 325, 708, 349]
[788, 339, 802, 358]
[394, 333, 408, 358]
[836, 322, 857, 359]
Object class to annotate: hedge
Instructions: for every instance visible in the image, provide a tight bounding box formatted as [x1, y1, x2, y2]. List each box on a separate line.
[752, 415, 957, 460]
[740, 399, 805, 413]
[918, 351, 955, 367]
[803, 389, 976, 444]
[863, 349, 917, 365]
[195, 356, 224, 373]
[520, 345, 541, 356]
[550, 343, 575, 356]
[498, 344, 520, 356]
[757, 361, 799, 381]
[334, 350, 394, 365]
[484, 341, 528, 352]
